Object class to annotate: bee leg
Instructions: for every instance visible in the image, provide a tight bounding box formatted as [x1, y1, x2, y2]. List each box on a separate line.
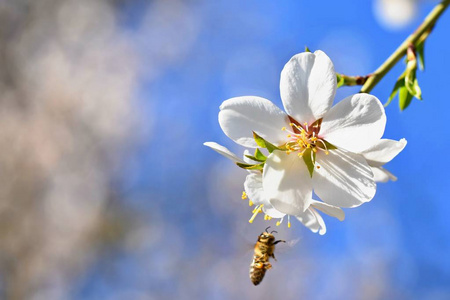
[273, 240, 286, 245]
[271, 253, 277, 261]
[264, 262, 272, 270]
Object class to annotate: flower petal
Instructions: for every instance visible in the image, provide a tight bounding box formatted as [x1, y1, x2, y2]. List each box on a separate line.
[203, 142, 245, 163]
[310, 200, 345, 221]
[263, 151, 312, 215]
[280, 50, 337, 124]
[218, 96, 290, 148]
[371, 166, 397, 182]
[244, 173, 286, 218]
[263, 205, 286, 219]
[361, 138, 407, 167]
[310, 208, 327, 235]
[313, 149, 376, 208]
[244, 173, 266, 206]
[295, 208, 325, 234]
[320, 93, 386, 153]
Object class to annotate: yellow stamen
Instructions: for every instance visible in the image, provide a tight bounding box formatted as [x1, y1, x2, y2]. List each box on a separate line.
[288, 221, 291, 228]
[248, 205, 263, 223]
[311, 137, 318, 142]
[249, 200, 253, 206]
[325, 151, 329, 155]
[312, 148, 317, 153]
[276, 221, 281, 226]
[241, 191, 247, 200]
[287, 134, 291, 137]
[281, 127, 286, 131]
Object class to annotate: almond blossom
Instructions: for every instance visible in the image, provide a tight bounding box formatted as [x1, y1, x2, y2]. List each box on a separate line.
[206, 50, 406, 233]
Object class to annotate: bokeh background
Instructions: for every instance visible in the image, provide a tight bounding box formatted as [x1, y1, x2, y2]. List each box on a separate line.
[0, 0, 449, 299]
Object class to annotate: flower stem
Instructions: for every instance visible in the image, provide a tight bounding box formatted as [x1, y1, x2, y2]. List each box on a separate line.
[358, 0, 450, 93]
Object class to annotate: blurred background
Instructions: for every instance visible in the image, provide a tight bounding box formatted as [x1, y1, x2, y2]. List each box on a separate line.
[0, 0, 449, 299]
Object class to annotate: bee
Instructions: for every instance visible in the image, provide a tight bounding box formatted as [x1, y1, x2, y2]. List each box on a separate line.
[249, 227, 285, 285]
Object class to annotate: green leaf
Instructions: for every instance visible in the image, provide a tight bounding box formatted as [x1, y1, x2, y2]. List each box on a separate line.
[416, 42, 425, 71]
[399, 86, 413, 111]
[253, 131, 279, 153]
[302, 148, 316, 178]
[412, 78, 422, 100]
[305, 46, 311, 52]
[254, 148, 267, 161]
[385, 73, 405, 107]
[236, 162, 264, 170]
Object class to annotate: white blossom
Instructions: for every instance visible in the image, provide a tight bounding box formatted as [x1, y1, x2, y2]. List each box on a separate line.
[206, 50, 406, 233]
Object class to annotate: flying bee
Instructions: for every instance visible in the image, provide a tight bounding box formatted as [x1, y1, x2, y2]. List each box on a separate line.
[249, 227, 285, 286]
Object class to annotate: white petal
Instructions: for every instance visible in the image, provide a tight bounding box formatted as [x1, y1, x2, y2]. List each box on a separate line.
[218, 96, 290, 148]
[263, 151, 313, 215]
[203, 142, 245, 163]
[244, 173, 266, 206]
[372, 166, 397, 182]
[361, 138, 407, 167]
[310, 208, 327, 235]
[243, 173, 286, 218]
[295, 208, 322, 234]
[313, 149, 376, 208]
[263, 205, 286, 219]
[280, 50, 337, 124]
[320, 93, 386, 153]
[243, 149, 254, 164]
[310, 200, 345, 221]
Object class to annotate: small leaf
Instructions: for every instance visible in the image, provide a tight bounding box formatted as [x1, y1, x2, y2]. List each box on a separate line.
[404, 71, 416, 96]
[236, 162, 264, 170]
[254, 148, 267, 161]
[253, 131, 279, 153]
[399, 86, 413, 111]
[385, 73, 405, 107]
[413, 78, 422, 100]
[302, 148, 316, 178]
[416, 42, 425, 71]
[305, 46, 311, 52]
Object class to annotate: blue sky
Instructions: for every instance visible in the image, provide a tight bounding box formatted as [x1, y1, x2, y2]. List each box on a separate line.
[79, 1, 450, 298]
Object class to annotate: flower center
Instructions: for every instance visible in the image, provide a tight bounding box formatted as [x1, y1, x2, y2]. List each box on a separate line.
[282, 121, 329, 158]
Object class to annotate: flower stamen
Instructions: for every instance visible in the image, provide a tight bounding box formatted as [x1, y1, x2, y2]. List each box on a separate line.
[249, 204, 263, 223]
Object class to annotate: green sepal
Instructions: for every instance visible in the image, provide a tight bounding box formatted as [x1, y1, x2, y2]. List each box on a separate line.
[253, 131, 279, 153]
[385, 73, 405, 107]
[305, 46, 311, 53]
[254, 148, 267, 161]
[323, 140, 337, 150]
[236, 162, 264, 170]
[399, 85, 413, 111]
[336, 73, 345, 88]
[302, 149, 316, 178]
[244, 155, 264, 163]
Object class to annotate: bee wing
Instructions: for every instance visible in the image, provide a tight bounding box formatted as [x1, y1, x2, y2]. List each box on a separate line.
[275, 238, 301, 254]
